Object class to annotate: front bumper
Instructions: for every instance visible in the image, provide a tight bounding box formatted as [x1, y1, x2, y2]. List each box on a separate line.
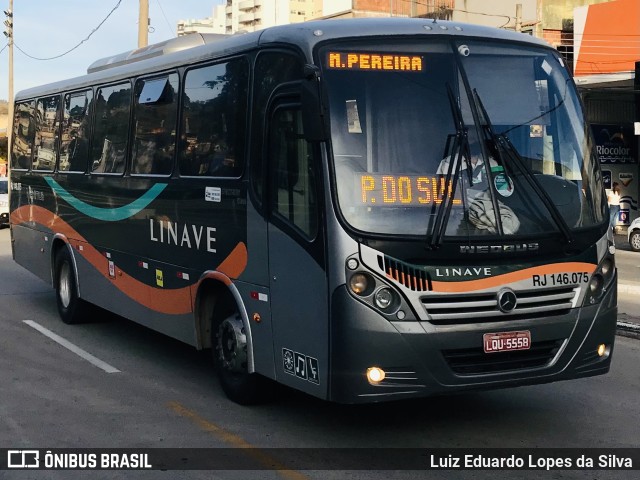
[328, 275, 617, 404]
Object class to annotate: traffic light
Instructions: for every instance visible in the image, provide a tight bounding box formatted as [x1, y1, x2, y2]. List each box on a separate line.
[3, 9, 12, 39]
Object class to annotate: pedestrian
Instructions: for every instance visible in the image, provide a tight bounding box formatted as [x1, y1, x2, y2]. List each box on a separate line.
[607, 182, 621, 230]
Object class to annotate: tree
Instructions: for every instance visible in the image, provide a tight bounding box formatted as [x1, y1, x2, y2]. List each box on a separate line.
[0, 136, 7, 162]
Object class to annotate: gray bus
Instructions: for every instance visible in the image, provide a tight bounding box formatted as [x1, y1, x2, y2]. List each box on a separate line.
[10, 18, 617, 404]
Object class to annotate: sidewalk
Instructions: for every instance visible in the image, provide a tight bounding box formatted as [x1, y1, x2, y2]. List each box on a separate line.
[614, 232, 640, 339]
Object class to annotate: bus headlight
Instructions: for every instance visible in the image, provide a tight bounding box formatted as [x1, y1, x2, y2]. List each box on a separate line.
[583, 253, 615, 306]
[344, 256, 415, 321]
[600, 257, 614, 277]
[349, 273, 371, 295]
[374, 287, 394, 309]
[588, 274, 603, 297]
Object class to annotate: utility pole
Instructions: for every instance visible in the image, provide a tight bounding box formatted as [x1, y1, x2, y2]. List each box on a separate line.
[515, 4, 522, 32]
[4, 0, 13, 166]
[138, 0, 149, 48]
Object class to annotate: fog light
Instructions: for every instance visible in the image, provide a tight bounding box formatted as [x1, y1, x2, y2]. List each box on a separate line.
[349, 273, 369, 295]
[374, 287, 393, 309]
[366, 367, 385, 383]
[597, 344, 607, 357]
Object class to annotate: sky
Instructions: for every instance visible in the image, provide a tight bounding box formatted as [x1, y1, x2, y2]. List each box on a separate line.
[0, 0, 225, 101]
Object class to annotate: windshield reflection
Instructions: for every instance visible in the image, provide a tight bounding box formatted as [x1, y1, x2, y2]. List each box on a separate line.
[322, 41, 606, 239]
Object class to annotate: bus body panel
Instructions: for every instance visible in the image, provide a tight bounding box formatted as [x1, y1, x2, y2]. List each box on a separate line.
[267, 222, 329, 397]
[11, 222, 53, 286]
[232, 280, 275, 379]
[73, 246, 198, 345]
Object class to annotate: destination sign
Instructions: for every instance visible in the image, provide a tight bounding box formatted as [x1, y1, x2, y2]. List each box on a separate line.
[357, 174, 461, 207]
[327, 52, 424, 72]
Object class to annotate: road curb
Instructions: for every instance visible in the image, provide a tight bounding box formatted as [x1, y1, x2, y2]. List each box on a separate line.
[618, 282, 640, 296]
[617, 321, 640, 340]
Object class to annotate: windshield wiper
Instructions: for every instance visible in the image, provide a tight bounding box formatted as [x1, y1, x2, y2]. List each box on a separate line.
[427, 85, 468, 249]
[472, 90, 574, 246]
[498, 134, 574, 246]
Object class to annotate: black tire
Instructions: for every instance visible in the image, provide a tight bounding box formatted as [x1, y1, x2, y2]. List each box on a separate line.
[54, 247, 88, 324]
[630, 232, 640, 252]
[213, 312, 271, 405]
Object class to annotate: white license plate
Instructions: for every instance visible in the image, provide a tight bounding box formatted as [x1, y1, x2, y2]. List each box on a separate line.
[483, 331, 531, 354]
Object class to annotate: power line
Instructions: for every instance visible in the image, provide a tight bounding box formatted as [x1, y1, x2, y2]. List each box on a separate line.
[14, 0, 123, 61]
[155, 0, 175, 37]
[395, 0, 513, 24]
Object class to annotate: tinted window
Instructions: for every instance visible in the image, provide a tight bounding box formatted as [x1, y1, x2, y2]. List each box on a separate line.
[0, 180, 7, 194]
[270, 108, 318, 239]
[251, 52, 304, 201]
[11, 101, 36, 170]
[33, 96, 60, 172]
[132, 73, 178, 175]
[179, 58, 248, 177]
[60, 90, 93, 173]
[92, 83, 131, 174]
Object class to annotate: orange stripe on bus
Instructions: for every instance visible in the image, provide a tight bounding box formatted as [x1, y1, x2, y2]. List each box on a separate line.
[11, 205, 248, 315]
[430, 262, 597, 293]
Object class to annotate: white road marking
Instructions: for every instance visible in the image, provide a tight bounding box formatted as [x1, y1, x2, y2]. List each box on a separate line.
[23, 320, 120, 374]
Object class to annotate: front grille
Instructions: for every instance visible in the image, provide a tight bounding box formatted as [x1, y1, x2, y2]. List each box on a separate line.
[442, 339, 564, 375]
[378, 255, 430, 292]
[422, 286, 577, 325]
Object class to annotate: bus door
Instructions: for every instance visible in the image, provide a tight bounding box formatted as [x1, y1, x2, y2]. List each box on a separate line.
[267, 100, 328, 396]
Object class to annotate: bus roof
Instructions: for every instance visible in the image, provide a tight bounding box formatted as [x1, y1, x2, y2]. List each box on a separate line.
[15, 17, 551, 101]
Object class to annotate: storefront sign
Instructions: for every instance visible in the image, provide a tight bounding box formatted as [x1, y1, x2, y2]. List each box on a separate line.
[591, 124, 637, 164]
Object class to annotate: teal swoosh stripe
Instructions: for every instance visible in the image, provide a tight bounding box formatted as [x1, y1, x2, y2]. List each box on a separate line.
[45, 177, 168, 222]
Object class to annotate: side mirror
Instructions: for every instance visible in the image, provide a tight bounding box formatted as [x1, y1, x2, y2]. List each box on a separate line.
[300, 64, 327, 142]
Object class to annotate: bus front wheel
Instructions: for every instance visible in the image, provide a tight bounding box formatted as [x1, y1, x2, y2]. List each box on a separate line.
[54, 247, 88, 324]
[213, 312, 269, 405]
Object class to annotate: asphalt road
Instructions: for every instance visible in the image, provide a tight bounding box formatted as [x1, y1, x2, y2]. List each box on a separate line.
[614, 239, 640, 320]
[0, 228, 639, 480]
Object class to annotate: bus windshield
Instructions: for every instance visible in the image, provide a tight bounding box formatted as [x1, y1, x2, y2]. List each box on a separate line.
[322, 40, 606, 239]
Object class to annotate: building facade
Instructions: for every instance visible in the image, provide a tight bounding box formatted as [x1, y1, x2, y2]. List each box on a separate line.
[177, 5, 226, 35]
[571, 0, 640, 228]
[183, 0, 324, 34]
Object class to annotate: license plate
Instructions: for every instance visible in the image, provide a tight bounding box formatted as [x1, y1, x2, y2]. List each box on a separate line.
[483, 331, 531, 354]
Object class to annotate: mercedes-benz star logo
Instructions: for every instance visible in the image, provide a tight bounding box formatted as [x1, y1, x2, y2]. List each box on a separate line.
[497, 289, 518, 313]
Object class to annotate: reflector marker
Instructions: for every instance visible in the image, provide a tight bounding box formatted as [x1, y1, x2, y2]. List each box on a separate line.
[250, 291, 268, 302]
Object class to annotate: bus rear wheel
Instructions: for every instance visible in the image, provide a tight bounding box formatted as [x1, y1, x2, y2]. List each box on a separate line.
[213, 312, 269, 405]
[54, 247, 88, 324]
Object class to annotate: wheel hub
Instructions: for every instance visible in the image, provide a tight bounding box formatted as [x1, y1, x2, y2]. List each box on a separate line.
[59, 262, 72, 309]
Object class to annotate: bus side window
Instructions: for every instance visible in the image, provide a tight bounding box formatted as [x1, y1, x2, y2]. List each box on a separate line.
[91, 82, 131, 174]
[33, 96, 60, 172]
[251, 52, 304, 204]
[179, 59, 248, 177]
[132, 74, 179, 176]
[59, 90, 93, 173]
[270, 108, 318, 240]
[11, 101, 36, 170]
